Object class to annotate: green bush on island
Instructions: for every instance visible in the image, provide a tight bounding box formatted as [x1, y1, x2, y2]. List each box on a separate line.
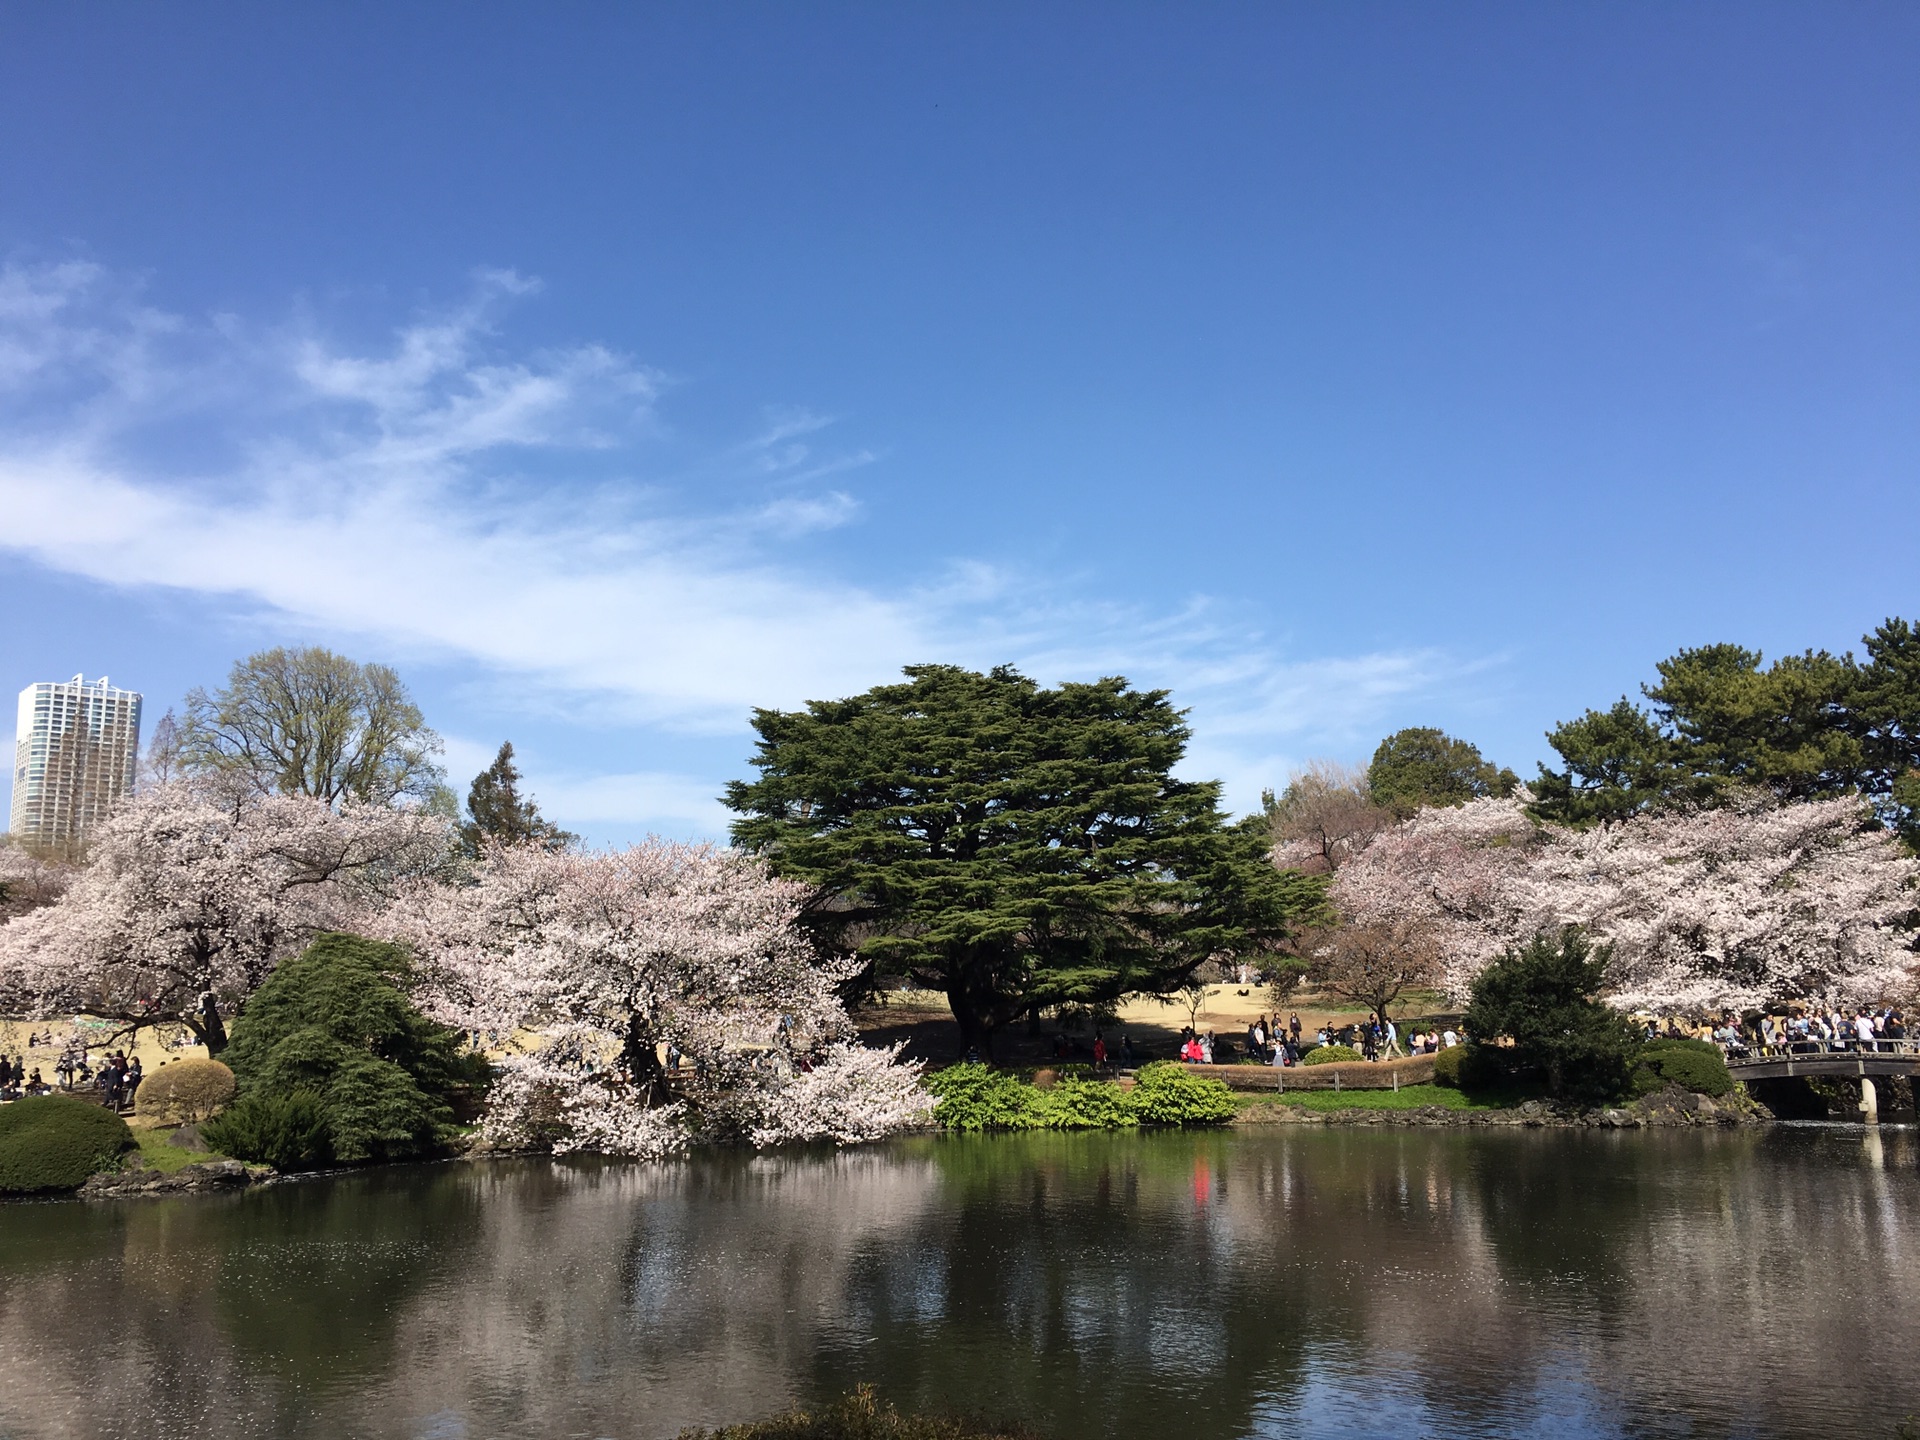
[1034, 1076, 1140, 1129]
[1632, 1037, 1733, 1098]
[1430, 1043, 1467, 1087]
[202, 1089, 331, 1171]
[1461, 929, 1640, 1105]
[207, 932, 491, 1167]
[0, 1095, 135, 1194]
[133, 1057, 237, 1125]
[1126, 1062, 1236, 1124]
[924, 1062, 1234, 1130]
[925, 1064, 1045, 1130]
[1301, 1044, 1363, 1066]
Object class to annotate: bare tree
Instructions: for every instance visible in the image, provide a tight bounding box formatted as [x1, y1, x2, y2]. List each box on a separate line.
[1267, 760, 1393, 875]
[139, 708, 185, 788]
[180, 647, 445, 807]
[1304, 918, 1441, 1037]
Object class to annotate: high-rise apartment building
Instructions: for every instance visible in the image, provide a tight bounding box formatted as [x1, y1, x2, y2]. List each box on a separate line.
[10, 675, 143, 850]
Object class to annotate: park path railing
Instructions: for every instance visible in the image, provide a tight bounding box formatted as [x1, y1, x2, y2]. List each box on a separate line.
[1723, 1036, 1920, 1067]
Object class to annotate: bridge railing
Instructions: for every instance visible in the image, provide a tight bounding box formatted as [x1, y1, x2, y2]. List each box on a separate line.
[1722, 1036, 1920, 1066]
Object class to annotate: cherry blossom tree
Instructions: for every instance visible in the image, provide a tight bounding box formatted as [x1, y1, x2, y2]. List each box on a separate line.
[1266, 760, 1393, 875]
[1332, 792, 1919, 1013]
[0, 778, 451, 1051]
[1537, 799, 1919, 1014]
[1300, 917, 1442, 1034]
[1329, 794, 1549, 998]
[0, 842, 72, 921]
[380, 840, 927, 1158]
[749, 1041, 932, 1147]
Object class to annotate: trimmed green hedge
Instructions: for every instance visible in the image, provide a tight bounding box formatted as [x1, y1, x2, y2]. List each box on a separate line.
[1632, 1038, 1733, 1098]
[1430, 1044, 1466, 1087]
[924, 1063, 1233, 1131]
[0, 1095, 135, 1193]
[1302, 1044, 1363, 1066]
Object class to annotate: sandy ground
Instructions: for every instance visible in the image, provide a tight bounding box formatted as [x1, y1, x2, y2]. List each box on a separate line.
[853, 982, 1462, 1066]
[0, 1018, 210, 1125]
[2, 983, 1463, 1101]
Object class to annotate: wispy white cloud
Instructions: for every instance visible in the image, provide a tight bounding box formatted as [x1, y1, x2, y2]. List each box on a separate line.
[0, 261, 1484, 824]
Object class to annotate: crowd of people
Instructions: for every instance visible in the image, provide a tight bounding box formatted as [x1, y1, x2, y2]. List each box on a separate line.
[1670, 1007, 1911, 1059]
[0, 1041, 144, 1110]
[1168, 1013, 1460, 1067]
[0, 1054, 50, 1099]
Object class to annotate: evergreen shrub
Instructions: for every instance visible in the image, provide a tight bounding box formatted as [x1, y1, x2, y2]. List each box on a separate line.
[925, 1062, 1235, 1129]
[1034, 1076, 1139, 1129]
[1462, 929, 1639, 1104]
[218, 932, 490, 1164]
[0, 1095, 135, 1193]
[925, 1064, 1043, 1130]
[201, 1089, 332, 1171]
[133, 1058, 237, 1125]
[1127, 1062, 1236, 1124]
[1430, 1044, 1466, 1087]
[1302, 1044, 1363, 1066]
[1631, 1038, 1733, 1098]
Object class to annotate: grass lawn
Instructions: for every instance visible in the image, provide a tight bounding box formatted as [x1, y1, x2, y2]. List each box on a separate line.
[1242, 1083, 1508, 1114]
[131, 1127, 226, 1173]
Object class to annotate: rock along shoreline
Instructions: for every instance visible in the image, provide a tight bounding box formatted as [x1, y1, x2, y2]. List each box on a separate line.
[78, 1158, 273, 1199]
[1234, 1088, 1765, 1130]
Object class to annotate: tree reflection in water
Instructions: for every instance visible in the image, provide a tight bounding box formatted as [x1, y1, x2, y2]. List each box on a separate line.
[0, 1127, 1914, 1440]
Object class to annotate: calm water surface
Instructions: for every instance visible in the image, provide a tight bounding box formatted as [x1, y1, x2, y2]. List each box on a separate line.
[1, 1125, 1917, 1440]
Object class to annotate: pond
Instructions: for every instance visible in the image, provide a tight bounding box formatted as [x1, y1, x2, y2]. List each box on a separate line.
[1, 1125, 1916, 1439]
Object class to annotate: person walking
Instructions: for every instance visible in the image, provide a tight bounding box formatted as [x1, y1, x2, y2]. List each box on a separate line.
[1288, 1012, 1302, 1045]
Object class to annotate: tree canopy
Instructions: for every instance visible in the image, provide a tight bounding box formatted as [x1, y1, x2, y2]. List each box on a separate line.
[0, 779, 448, 1053]
[1367, 728, 1517, 816]
[181, 647, 445, 807]
[1532, 619, 1919, 845]
[724, 664, 1323, 1052]
[460, 742, 574, 856]
[1263, 760, 1390, 874]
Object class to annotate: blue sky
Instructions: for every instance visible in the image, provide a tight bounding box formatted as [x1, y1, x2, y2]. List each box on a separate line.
[0, 4, 1915, 843]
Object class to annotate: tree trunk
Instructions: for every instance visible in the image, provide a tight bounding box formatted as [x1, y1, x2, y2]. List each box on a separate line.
[622, 1014, 668, 1104]
[195, 993, 229, 1056]
[948, 991, 995, 1061]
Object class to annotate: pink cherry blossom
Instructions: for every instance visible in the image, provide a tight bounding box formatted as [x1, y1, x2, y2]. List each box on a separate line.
[379, 840, 927, 1157]
[0, 777, 450, 1047]
[1330, 792, 1918, 1013]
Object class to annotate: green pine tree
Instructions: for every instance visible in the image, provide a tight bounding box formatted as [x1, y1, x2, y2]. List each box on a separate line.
[461, 742, 575, 856]
[211, 933, 489, 1164]
[725, 665, 1324, 1056]
[1462, 929, 1641, 1105]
